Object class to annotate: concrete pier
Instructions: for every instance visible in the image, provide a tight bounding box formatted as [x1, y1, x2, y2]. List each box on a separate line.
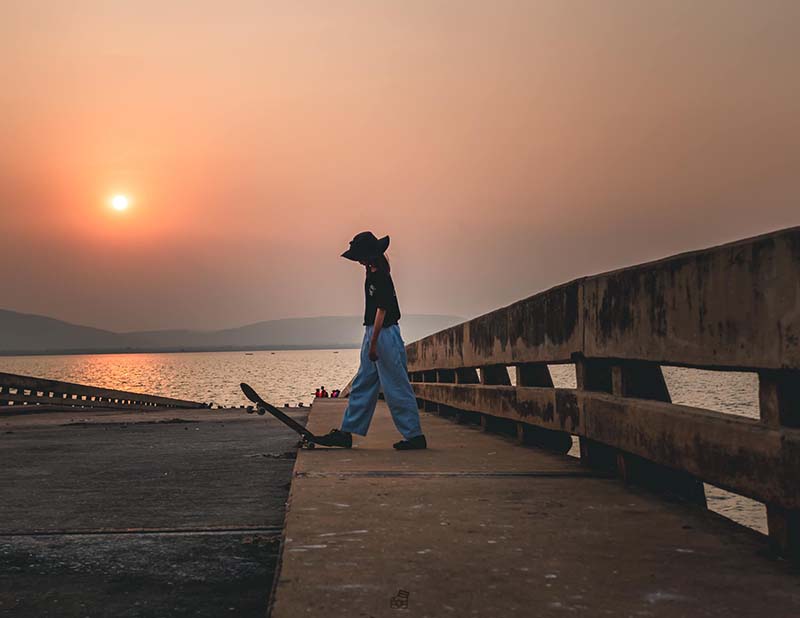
[3, 227, 799, 616]
[272, 398, 800, 617]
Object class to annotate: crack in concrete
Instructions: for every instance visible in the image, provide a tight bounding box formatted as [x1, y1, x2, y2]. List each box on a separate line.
[295, 470, 610, 479]
[0, 526, 284, 537]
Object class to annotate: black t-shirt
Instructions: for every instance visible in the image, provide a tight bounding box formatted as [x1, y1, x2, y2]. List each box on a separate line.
[364, 270, 401, 327]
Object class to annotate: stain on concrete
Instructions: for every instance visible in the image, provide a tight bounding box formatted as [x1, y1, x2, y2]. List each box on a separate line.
[596, 275, 638, 343]
[555, 390, 580, 433]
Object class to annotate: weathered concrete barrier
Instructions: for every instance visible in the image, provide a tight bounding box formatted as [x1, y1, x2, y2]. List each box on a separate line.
[400, 227, 800, 559]
[0, 372, 206, 410]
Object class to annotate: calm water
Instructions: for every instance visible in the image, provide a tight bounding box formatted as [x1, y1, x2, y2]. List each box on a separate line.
[0, 352, 765, 533]
[0, 350, 361, 408]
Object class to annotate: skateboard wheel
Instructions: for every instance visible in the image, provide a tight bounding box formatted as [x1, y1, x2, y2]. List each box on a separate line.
[306, 442, 315, 449]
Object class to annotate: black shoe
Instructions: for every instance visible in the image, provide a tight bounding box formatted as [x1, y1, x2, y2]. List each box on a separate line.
[393, 435, 427, 450]
[314, 428, 352, 448]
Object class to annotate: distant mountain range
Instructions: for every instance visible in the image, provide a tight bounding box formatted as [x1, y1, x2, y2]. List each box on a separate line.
[0, 309, 463, 356]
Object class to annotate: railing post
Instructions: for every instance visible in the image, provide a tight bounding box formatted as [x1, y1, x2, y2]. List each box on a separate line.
[515, 363, 572, 454]
[611, 361, 671, 401]
[421, 370, 438, 413]
[437, 369, 469, 422]
[575, 356, 617, 472]
[759, 369, 800, 560]
[575, 357, 613, 393]
[611, 361, 706, 506]
[478, 365, 510, 431]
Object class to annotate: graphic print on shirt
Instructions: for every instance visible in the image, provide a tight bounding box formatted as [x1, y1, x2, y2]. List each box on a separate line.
[364, 270, 401, 326]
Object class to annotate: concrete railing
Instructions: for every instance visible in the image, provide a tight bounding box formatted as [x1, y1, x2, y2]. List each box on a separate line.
[402, 226, 800, 558]
[0, 372, 207, 411]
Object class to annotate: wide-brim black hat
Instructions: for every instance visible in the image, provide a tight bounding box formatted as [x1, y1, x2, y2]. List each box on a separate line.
[341, 231, 390, 261]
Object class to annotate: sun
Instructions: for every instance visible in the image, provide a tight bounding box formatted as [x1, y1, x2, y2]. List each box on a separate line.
[110, 194, 130, 211]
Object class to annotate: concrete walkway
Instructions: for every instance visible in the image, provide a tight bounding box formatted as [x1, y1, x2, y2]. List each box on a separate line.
[272, 398, 800, 617]
[0, 406, 304, 618]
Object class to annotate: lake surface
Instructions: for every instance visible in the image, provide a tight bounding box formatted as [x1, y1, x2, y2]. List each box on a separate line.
[0, 352, 765, 534]
[0, 349, 361, 408]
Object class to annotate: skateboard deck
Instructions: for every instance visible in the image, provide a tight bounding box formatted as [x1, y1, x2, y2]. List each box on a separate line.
[240, 382, 317, 448]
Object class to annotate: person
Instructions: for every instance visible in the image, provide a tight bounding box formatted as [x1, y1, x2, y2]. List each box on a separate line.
[320, 386, 329, 398]
[315, 388, 321, 398]
[315, 231, 426, 450]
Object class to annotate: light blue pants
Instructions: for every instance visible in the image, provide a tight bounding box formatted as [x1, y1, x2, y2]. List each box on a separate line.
[341, 325, 423, 440]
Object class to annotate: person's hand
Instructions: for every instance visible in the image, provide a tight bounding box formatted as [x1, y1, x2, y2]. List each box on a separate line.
[369, 345, 379, 362]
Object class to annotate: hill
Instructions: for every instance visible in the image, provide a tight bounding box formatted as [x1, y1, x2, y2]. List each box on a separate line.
[0, 309, 136, 353]
[0, 309, 462, 355]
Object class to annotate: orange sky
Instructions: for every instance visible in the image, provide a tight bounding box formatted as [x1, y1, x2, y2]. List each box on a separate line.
[2, 0, 798, 331]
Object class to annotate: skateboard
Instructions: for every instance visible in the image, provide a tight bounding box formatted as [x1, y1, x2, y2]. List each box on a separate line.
[240, 382, 317, 448]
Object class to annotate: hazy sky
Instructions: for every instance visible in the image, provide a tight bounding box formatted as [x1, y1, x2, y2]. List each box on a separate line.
[2, 1, 798, 331]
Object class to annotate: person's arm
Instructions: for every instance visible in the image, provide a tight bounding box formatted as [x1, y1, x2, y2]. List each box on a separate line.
[369, 307, 386, 361]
